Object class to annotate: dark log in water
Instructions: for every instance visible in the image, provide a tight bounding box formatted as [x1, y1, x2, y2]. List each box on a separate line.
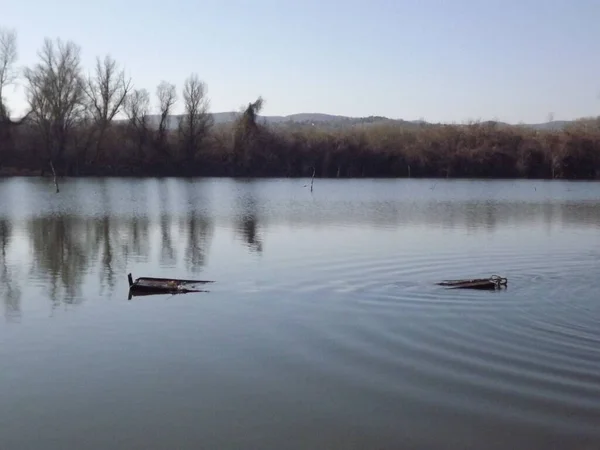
[127, 273, 214, 298]
[437, 275, 508, 290]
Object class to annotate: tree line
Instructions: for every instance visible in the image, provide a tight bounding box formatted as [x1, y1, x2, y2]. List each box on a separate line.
[1, 26, 600, 180]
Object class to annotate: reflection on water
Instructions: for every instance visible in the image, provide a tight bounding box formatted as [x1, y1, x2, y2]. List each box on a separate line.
[234, 182, 263, 253]
[1, 213, 216, 312]
[0, 218, 21, 320]
[1, 178, 600, 310]
[181, 213, 213, 271]
[1, 178, 600, 450]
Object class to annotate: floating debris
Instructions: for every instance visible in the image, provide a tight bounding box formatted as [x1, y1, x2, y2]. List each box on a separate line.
[127, 273, 214, 299]
[437, 275, 507, 291]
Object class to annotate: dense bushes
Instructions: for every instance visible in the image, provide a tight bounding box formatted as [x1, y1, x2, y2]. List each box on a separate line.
[3, 116, 600, 179]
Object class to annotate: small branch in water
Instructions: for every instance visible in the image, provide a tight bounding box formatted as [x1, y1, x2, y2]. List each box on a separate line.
[310, 166, 315, 192]
[49, 160, 59, 193]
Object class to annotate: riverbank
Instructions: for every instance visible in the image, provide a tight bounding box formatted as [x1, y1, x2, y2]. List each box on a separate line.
[3, 120, 600, 180]
[1, 170, 598, 181]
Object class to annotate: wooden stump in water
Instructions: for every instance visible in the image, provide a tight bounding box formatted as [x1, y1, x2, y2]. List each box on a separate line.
[49, 160, 59, 193]
[437, 276, 508, 290]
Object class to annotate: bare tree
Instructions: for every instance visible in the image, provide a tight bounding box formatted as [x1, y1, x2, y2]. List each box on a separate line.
[23, 38, 85, 190]
[233, 96, 265, 174]
[125, 88, 150, 128]
[178, 73, 212, 163]
[0, 27, 17, 120]
[83, 54, 132, 162]
[124, 88, 150, 158]
[155, 81, 176, 155]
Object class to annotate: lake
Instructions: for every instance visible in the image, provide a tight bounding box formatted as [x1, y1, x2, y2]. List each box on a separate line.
[1, 177, 599, 450]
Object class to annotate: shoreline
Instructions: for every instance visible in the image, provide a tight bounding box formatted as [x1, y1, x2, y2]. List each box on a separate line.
[4, 119, 600, 181]
[1, 167, 598, 181]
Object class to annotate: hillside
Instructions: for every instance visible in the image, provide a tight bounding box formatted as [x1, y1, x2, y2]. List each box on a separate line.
[119, 112, 580, 131]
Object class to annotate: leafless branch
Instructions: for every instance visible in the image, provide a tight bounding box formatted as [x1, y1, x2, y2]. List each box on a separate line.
[124, 88, 150, 129]
[0, 27, 18, 120]
[83, 54, 132, 161]
[84, 55, 131, 124]
[23, 37, 85, 174]
[178, 73, 213, 161]
[124, 88, 150, 157]
[156, 80, 176, 154]
[0, 27, 17, 94]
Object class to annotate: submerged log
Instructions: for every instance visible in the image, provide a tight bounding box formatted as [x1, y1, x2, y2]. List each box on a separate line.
[437, 275, 507, 290]
[127, 273, 214, 299]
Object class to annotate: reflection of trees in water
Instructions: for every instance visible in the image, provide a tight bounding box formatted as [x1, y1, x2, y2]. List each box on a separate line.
[0, 219, 21, 321]
[91, 216, 152, 295]
[144, 210, 216, 271]
[157, 180, 177, 267]
[234, 184, 263, 254]
[179, 179, 214, 272]
[329, 200, 600, 232]
[159, 214, 176, 267]
[100, 216, 115, 292]
[6, 184, 600, 317]
[238, 213, 262, 253]
[12, 211, 213, 310]
[179, 213, 214, 273]
[28, 216, 92, 306]
[97, 181, 115, 292]
[25, 215, 153, 306]
[119, 216, 151, 261]
[463, 201, 498, 231]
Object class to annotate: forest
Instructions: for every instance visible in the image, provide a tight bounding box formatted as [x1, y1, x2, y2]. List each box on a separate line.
[1, 26, 600, 180]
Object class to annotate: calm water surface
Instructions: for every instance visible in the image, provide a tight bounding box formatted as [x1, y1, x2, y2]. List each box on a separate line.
[1, 177, 600, 450]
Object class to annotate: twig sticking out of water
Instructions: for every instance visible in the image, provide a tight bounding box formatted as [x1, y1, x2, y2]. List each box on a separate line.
[49, 160, 59, 193]
[310, 167, 315, 192]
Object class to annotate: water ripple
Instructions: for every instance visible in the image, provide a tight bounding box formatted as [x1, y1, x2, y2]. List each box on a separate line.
[3, 178, 600, 449]
[250, 246, 600, 440]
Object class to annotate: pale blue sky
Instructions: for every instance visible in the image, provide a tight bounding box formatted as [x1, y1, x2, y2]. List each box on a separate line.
[3, 0, 600, 123]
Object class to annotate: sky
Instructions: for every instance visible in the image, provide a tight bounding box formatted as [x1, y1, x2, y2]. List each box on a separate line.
[2, 0, 600, 124]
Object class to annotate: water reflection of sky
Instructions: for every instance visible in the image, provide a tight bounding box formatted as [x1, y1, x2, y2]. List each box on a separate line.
[1, 177, 600, 320]
[2, 178, 600, 450]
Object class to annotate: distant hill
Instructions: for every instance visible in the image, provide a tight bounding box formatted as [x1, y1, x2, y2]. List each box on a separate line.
[524, 120, 573, 131]
[117, 112, 586, 132]
[129, 112, 441, 131]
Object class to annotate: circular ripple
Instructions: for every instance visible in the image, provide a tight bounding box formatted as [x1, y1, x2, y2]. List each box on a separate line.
[244, 246, 600, 441]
